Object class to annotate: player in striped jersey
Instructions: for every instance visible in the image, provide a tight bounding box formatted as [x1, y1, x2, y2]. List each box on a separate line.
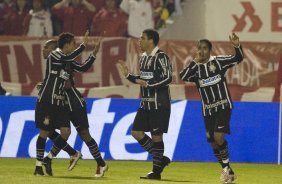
[180, 33, 243, 183]
[62, 37, 109, 177]
[34, 31, 88, 176]
[118, 29, 172, 180]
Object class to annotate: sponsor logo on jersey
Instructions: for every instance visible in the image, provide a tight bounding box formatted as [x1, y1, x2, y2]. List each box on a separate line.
[199, 74, 221, 87]
[140, 71, 154, 79]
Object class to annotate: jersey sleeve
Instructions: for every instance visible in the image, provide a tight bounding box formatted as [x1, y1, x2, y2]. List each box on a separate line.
[126, 73, 140, 84]
[179, 61, 198, 82]
[71, 54, 96, 72]
[215, 45, 244, 70]
[50, 44, 86, 62]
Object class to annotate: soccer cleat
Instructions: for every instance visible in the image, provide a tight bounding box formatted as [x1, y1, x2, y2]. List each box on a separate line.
[94, 164, 109, 178]
[43, 157, 53, 176]
[68, 151, 82, 171]
[34, 166, 44, 176]
[140, 171, 161, 180]
[220, 166, 236, 183]
[161, 156, 171, 169]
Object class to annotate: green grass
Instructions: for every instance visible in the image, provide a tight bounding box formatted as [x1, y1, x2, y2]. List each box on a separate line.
[0, 158, 281, 184]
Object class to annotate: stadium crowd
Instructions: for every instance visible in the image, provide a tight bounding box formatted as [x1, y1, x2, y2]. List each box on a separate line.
[0, 0, 179, 37]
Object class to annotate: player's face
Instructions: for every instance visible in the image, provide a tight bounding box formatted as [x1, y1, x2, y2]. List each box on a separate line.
[43, 43, 55, 59]
[197, 42, 211, 63]
[139, 33, 150, 52]
[67, 39, 77, 54]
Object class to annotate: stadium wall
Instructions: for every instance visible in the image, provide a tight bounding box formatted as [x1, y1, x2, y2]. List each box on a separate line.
[0, 37, 281, 102]
[0, 96, 280, 164]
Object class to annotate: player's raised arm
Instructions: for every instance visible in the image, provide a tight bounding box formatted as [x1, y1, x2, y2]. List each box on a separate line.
[215, 33, 244, 69]
[71, 37, 102, 72]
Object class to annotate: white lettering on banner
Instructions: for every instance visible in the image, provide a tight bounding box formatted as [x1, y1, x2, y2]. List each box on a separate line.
[0, 110, 34, 157]
[109, 112, 148, 160]
[227, 59, 260, 87]
[0, 117, 2, 141]
[0, 99, 187, 159]
[81, 98, 115, 159]
[163, 101, 187, 159]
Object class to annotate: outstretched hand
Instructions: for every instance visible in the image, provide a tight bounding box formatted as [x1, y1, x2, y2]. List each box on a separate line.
[92, 37, 102, 56]
[117, 60, 129, 77]
[229, 33, 240, 47]
[83, 30, 89, 45]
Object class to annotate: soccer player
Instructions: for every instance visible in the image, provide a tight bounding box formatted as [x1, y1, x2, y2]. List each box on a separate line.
[118, 29, 172, 180]
[43, 37, 108, 177]
[34, 31, 88, 176]
[179, 33, 244, 183]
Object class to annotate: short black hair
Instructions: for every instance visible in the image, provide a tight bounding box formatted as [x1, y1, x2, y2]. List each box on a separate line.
[45, 39, 57, 49]
[143, 29, 159, 46]
[58, 32, 74, 49]
[198, 39, 212, 50]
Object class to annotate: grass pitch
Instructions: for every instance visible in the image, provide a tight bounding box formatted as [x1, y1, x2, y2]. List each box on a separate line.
[0, 158, 281, 184]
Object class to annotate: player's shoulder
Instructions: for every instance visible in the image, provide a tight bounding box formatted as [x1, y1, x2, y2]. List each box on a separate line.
[50, 48, 63, 60]
[156, 49, 169, 59]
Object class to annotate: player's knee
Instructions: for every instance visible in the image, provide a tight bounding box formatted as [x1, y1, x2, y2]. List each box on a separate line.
[60, 128, 71, 140]
[131, 131, 144, 140]
[78, 129, 92, 142]
[214, 134, 225, 145]
[39, 129, 50, 139]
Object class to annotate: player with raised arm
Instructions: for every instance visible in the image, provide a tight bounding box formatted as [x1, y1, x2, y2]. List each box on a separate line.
[180, 33, 244, 183]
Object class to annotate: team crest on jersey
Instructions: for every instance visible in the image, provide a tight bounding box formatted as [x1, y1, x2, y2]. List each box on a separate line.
[209, 63, 216, 73]
[43, 116, 50, 125]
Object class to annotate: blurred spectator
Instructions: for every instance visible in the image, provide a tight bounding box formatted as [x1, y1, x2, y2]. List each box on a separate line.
[273, 54, 282, 102]
[44, 0, 62, 35]
[91, 0, 128, 37]
[7, 0, 29, 35]
[120, 0, 154, 38]
[23, 0, 52, 36]
[88, 0, 104, 12]
[0, 82, 11, 96]
[0, 0, 12, 35]
[174, 0, 182, 16]
[52, 0, 96, 36]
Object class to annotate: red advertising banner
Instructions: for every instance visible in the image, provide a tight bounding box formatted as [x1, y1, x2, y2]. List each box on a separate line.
[0, 37, 281, 101]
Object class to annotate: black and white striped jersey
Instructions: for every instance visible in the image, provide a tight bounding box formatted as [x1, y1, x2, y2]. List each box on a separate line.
[126, 47, 172, 110]
[38, 44, 85, 106]
[180, 45, 244, 116]
[64, 54, 96, 111]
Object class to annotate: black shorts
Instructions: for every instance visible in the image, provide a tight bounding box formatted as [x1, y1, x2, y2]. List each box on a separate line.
[132, 108, 171, 135]
[204, 108, 231, 142]
[35, 101, 70, 131]
[70, 105, 89, 132]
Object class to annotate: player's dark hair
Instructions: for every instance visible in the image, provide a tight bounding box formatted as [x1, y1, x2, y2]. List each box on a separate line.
[58, 32, 74, 49]
[45, 39, 57, 50]
[143, 29, 159, 46]
[198, 39, 212, 50]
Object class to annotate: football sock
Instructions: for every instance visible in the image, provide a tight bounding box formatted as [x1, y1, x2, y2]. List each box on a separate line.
[152, 141, 164, 174]
[86, 138, 105, 166]
[213, 149, 224, 168]
[49, 131, 76, 156]
[36, 136, 46, 163]
[218, 140, 230, 168]
[138, 134, 153, 154]
[49, 135, 68, 158]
